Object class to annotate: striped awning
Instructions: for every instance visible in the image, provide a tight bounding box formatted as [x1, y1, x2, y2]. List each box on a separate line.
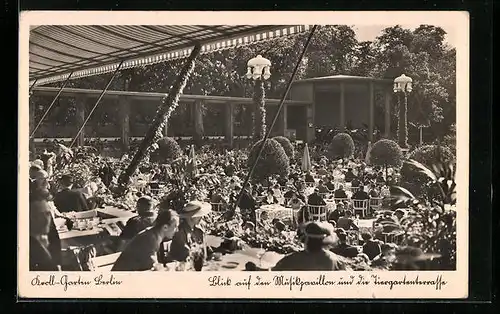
[30, 25, 311, 86]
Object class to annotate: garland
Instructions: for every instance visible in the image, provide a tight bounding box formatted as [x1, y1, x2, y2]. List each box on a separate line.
[117, 44, 202, 190]
[253, 79, 266, 141]
[397, 92, 409, 149]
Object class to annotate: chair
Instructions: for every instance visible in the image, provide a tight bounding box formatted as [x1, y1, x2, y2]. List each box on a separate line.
[210, 202, 226, 213]
[349, 186, 360, 194]
[307, 205, 328, 222]
[369, 197, 384, 214]
[94, 252, 121, 272]
[382, 231, 405, 245]
[334, 197, 349, 204]
[319, 192, 330, 199]
[351, 199, 369, 218]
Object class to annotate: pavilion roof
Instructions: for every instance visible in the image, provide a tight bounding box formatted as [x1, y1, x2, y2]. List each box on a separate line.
[29, 25, 311, 86]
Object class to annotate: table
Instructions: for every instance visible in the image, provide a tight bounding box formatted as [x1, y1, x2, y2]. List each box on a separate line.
[160, 241, 284, 271]
[58, 206, 137, 255]
[256, 204, 294, 223]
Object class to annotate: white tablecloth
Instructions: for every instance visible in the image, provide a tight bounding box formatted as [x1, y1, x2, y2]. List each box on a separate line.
[256, 204, 294, 222]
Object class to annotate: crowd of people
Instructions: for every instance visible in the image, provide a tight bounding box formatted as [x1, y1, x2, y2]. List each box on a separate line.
[27, 140, 441, 272]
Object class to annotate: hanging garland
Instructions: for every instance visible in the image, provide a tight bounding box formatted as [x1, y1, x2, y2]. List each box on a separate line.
[397, 92, 409, 149]
[117, 44, 202, 191]
[253, 79, 266, 141]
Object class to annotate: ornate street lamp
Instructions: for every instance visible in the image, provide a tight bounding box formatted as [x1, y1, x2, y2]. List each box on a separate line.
[246, 55, 271, 141]
[393, 74, 413, 149]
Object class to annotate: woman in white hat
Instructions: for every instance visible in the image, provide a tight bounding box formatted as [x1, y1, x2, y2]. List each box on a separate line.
[167, 201, 212, 263]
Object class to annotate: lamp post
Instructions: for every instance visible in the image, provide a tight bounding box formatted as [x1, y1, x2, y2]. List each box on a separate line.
[393, 74, 413, 149]
[246, 55, 271, 141]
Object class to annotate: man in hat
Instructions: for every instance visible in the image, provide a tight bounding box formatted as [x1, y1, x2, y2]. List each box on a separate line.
[112, 209, 180, 271]
[333, 185, 348, 199]
[167, 201, 212, 262]
[118, 196, 158, 248]
[271, 222, 345, 271]
[307, 188, 326, 206]
[53, 174, 89, 213]
[352, 185, 370, 201]
[344, 168, 356, 183]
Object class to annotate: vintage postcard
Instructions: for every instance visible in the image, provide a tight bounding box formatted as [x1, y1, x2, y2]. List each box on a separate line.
[18, 11, 469, 299]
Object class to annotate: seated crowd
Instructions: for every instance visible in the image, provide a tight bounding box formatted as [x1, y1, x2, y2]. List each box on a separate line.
[28, 144, 419, 272]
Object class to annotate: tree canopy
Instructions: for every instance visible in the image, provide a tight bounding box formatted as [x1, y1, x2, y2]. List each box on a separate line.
[39, 25, 455, 142]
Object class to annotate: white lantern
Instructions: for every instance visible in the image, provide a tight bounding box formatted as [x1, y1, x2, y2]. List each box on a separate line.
[246, 55, 271, 80]
[393, 74, 413, 93]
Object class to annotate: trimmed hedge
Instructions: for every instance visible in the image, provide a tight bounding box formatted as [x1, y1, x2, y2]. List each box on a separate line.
[400, 145, 456, 197]
[272, 136, 295, 160]
[150, 137, 182, 163]
[328, 133, 355, 160]
[248, 138, 290, 182]
[369, 139, 403, 168]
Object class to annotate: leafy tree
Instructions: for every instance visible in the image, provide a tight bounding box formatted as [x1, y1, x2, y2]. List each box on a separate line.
[150, 137, 182, 163]
[304, 25, 359, 77]
[327, 133, 355, 160]
[371, 25, 455, 144]
[272, 136, 295, 160]
[369, 139, 403, 178]
[247, 138, 289, 183]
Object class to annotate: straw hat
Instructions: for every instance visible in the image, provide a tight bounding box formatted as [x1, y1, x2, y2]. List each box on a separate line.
[177, 201, 212, 218]
[303, 221, 338, 245]
[30, 159, 44, 170]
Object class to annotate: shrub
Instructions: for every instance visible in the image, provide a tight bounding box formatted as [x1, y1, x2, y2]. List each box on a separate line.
[272, 136, 295, 160]
[400, 145, 455, 197]
[327, 133, 355, 160]
[150, 137, 182, 163]
[248, 139, 290, 182]
[369, 139, 403, 169]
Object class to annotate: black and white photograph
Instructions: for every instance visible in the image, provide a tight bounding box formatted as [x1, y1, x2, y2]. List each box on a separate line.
[19, 11, 469, 299]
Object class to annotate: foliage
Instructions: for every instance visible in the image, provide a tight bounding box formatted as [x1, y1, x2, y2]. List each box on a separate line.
[272, 136, 295, 160]
[391, 156, 457, 269]
[400, 145, 455, 198]
[150, 137, 182, 163]
[39, 24, 456, 146]
[442, 124, 456, 153]
[247, 139, 290, 182]
[369, 139, 403, 168]
[371, 25, 453, 141]
[327, 132, 355, 160]
[253, 80, 266, 141]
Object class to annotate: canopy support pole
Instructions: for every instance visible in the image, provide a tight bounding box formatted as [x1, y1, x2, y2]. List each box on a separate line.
[231, 25, 318, 215]
[118, 44, 202, 188]
[29, 79, 38, 95]
[69, 62, 124, 148]
[29, 73, 73, 139]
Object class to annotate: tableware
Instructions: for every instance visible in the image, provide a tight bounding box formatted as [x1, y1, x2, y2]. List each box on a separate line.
[212, 252, 222, 261]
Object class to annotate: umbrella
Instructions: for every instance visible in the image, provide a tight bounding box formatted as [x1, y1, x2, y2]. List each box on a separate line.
[301, 143, 312, 172]
[365, 141, 372, 165]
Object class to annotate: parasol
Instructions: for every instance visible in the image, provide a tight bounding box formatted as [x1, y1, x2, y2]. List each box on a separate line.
[365, 141, 372, 165]
[301, 143, 312, 172]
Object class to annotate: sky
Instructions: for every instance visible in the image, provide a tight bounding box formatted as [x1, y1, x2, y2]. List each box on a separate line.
[353, 24, 457, 47]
